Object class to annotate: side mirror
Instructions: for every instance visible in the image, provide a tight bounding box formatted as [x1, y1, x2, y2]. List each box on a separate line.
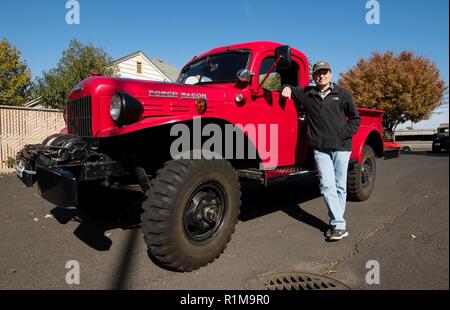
[275, 45, 291, 69]
[236, 69, 254, 82]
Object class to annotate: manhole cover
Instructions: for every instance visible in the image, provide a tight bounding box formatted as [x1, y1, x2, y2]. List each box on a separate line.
[246, 272, 350, 290]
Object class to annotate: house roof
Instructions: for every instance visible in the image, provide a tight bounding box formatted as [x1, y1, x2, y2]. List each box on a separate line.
[111, 51, 179, 82]
[110, 50, 145, 65]
[24, 97, 43, 108]
[150, 58, 180, 82]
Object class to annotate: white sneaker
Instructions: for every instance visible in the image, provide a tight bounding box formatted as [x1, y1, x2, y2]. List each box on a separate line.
[328, 229, 349, 241]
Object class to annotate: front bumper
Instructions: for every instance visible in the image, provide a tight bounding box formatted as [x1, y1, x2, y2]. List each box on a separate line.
[35, 165, 78, 206]
[16, 158, 126, 207]
[15, 135, 130, 207]
[15, 163, 36, 187]
[16, 161, 78, 206]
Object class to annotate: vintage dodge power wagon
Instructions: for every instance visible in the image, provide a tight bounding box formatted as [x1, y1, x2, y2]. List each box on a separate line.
[16, 41, 397, 271]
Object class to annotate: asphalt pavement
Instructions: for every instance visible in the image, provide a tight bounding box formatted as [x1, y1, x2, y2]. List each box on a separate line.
[0, 152, 448, 289]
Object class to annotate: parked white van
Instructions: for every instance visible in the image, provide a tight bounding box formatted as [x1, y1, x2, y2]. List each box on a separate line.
[394, 129, 436, 152]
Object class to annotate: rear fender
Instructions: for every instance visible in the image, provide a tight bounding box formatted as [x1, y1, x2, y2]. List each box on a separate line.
[352, 127, 384, 164]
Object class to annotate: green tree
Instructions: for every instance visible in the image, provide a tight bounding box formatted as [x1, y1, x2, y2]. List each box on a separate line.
[338, 51, 447, 137]
[0, 38, 32, 106]
[34, 39, 118, 109]
[263, 60, 313, 91]
[262, 73, 281, 91]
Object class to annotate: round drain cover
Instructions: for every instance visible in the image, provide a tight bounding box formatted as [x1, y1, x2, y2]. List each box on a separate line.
[246, 272, 350, 290]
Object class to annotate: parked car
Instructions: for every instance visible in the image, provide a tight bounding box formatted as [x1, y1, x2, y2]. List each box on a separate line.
[432, 123, 449, 153]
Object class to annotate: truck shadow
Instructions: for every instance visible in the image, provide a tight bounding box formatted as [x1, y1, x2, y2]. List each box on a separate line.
[48, 176, 326, 286]
[50, 187, 144, 252]
[49, 176, 326, 252]
[239, 176, 327, 232]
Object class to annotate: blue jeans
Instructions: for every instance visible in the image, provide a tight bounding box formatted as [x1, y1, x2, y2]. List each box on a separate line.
[313, 149, 352, 230]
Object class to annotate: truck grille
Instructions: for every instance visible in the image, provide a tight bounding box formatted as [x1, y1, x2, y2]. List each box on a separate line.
[66, 96, 92, 137]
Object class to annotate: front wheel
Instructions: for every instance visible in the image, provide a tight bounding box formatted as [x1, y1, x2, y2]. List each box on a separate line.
[141, 159, 241, 271]
[347, 145, 376, 201]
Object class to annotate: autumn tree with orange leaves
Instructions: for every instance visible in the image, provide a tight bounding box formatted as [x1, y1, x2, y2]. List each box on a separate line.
[338, 51, 446, 138]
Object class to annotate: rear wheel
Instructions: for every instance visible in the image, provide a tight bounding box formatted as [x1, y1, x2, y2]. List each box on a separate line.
[402, 146, 412, 153]
[347, 145, 376, 201]
[141, 159, 241, 271]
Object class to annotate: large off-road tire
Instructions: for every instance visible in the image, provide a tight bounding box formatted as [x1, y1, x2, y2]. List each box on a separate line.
[347, 145, 376, 202]
[141, 159, 241, 271]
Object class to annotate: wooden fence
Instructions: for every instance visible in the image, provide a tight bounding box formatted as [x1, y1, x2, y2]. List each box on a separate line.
[0, 106, 65, 173]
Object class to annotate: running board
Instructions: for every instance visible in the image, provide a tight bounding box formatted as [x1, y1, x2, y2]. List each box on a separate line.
[237, 168, 264, 183]
[237, 166, 317, 186]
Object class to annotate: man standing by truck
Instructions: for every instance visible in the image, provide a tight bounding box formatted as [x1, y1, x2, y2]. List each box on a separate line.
[281, 61, 360, 241]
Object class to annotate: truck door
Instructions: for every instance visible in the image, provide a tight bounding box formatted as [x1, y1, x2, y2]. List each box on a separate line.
[255, 56, 309, 167]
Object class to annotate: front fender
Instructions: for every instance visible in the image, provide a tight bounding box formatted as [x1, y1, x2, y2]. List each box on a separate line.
[96, 115, 205, 138]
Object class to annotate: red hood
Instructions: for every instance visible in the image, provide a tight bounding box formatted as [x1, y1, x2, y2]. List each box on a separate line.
[67, 76, 239, 138]
[68, 76, 231, 103]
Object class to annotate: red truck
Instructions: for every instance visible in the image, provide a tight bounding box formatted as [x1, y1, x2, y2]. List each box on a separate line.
[16, 41, 398, 271]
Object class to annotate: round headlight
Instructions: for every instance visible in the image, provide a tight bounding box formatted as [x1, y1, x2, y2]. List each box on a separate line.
[110, 94, 123, 122]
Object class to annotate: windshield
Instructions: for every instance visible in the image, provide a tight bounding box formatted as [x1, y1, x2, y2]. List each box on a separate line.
[177, 51, 250, 85]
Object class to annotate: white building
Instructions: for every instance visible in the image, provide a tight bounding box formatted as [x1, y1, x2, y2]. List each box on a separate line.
[25, 51, 179, 108]
[110, 51, 179, 82]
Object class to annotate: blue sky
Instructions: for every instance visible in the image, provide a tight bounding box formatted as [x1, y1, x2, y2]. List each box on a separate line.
[1, 0, 448, 128]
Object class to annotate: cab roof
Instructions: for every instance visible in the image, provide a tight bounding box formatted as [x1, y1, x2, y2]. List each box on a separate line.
[186, 41, 307, 67]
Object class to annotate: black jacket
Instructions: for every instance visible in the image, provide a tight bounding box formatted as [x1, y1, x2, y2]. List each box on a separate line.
[286, 83, 360, 151]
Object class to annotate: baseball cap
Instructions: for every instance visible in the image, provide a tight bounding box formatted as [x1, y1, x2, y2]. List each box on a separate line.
[312, 61, 331, 74]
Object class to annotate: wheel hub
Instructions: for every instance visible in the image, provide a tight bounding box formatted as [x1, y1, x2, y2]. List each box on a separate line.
[361, 159, 373, 188]
[184, 182, 226, 242]
[203, 200, 219, 222]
